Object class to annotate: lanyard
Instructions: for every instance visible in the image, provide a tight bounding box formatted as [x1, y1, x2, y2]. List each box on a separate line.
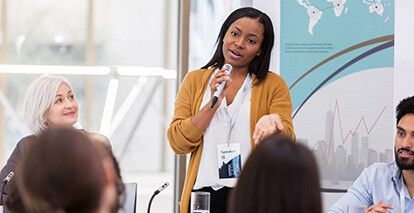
[401, 173, 406, 213]
[223, 74, 251, 145]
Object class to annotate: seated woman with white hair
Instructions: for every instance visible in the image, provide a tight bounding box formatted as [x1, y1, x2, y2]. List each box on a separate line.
[0, 74, 111, 204]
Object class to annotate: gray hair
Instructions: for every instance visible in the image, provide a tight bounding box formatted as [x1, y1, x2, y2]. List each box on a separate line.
[23, 74, 73, 136]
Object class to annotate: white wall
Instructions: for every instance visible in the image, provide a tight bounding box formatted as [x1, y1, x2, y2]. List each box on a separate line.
[252, 0, 280, 74]
[394, 1, 414, 105]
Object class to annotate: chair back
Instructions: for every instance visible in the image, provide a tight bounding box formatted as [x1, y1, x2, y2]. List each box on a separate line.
[119, 182, 137, 213]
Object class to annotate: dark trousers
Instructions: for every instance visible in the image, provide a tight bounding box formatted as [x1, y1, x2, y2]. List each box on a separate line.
[190, 187, 231, 213]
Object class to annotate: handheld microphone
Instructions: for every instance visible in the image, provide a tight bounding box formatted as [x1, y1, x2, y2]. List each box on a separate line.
[0, 172, 14, 205]
[147, 182, 169, 213]
[211, 64, 233, 108]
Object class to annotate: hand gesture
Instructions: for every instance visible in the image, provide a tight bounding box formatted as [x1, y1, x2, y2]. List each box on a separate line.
[367, 200, 394, 213]
[253, 114, 284, 145]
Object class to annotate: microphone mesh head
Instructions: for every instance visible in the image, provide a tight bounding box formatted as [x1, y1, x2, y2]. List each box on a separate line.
[224, 64, 233, 74]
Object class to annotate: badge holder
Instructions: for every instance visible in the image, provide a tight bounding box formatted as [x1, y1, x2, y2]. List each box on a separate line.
[217, 143, 241, 179]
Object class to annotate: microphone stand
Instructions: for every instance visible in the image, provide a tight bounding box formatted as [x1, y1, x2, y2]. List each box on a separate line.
[0, 181, 6, 205]
[147, 182, 169, 213]
[0, 182, 6, 206]
[0, 172, 14, 206]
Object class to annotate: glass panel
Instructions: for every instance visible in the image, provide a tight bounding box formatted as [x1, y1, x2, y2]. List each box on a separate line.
[188, 0, 244, 70]
[1, 0, 178, 212]
[7, 0, 88, 65]
[94, 0, 167, 66]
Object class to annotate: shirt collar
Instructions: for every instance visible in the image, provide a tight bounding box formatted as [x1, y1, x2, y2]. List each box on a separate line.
[392, 161, 403, 186]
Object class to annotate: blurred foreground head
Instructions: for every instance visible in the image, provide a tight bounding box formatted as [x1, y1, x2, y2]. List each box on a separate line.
[228, 135, 321, 213]
[16, 127, 117, 213]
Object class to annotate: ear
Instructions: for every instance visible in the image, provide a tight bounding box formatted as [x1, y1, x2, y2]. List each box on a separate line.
[98, 158, 117, 212]
[257, 49, 262, 56]
[43, 112, 49, 123]
[103, 159, 116, 183]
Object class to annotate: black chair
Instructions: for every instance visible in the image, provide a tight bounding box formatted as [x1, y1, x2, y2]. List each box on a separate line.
[119, 183, 138, 213]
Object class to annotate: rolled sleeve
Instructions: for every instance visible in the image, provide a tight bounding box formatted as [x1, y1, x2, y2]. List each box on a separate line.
[167, 71, 205, 155]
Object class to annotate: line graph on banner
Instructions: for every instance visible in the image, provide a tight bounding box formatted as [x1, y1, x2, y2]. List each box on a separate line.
[312, 100, 387, 166]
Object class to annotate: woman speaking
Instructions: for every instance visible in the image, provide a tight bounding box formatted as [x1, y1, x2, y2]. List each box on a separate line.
[168, 7, 295, 213]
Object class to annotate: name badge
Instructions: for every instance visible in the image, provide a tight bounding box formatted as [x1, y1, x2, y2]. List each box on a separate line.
[217, 143, 241, 179]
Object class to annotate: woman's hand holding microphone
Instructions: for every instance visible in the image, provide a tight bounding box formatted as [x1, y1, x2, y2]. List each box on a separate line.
[191, 65, 232, 131]
[210, 65, 233, 108]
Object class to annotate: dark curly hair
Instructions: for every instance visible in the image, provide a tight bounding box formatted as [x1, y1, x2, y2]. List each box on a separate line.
[16, 128, 106, 212]
[396, 96, 414, 125]
[228, 135, 321, 213]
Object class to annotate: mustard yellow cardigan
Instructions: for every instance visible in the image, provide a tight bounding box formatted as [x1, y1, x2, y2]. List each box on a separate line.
[167, 67, 295, 213]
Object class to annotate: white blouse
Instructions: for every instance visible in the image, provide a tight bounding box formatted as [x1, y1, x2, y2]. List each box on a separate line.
[193, 68, 252, 190]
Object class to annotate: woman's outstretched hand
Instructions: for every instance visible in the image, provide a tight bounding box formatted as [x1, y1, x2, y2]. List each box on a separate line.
[253, 114, 284, 145]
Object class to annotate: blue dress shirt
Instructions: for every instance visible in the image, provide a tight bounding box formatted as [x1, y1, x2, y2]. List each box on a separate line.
[328, 161, 414, 213]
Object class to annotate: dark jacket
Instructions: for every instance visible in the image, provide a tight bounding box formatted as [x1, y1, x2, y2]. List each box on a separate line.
[0, 136, 36, 200]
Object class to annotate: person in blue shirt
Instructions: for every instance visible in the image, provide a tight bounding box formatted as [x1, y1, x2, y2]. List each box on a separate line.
[328, 96, 414, 213]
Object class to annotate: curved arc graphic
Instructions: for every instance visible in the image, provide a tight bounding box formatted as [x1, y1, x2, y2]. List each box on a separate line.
[289, 35, 394, 90]
[292, 40, 394, 119]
